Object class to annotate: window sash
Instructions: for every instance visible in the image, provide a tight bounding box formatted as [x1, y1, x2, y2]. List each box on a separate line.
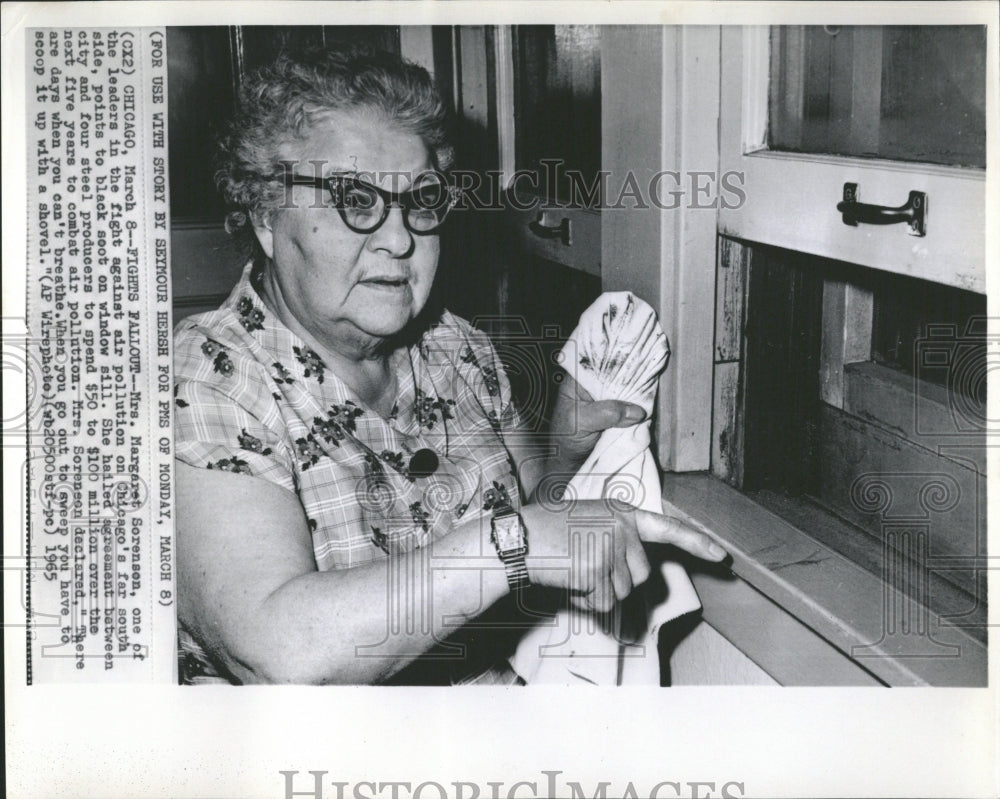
[720, 26, 987, 294]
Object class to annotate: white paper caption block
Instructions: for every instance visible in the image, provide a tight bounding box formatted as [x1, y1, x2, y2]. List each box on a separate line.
[25, 27, 175, 683]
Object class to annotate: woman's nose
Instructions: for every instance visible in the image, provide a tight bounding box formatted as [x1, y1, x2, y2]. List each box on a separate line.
[366, 206, 413, 257]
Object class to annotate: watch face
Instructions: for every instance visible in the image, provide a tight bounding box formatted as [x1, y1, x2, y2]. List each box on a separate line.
[492, 515, 524, 552]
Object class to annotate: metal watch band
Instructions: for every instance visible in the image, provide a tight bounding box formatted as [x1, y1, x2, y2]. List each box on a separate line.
[500, 548, 530, 592]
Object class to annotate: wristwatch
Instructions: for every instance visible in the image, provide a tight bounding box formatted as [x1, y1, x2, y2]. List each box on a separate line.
[490, 502, 529, 592]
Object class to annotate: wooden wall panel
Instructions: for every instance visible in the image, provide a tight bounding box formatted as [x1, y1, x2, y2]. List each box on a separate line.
[741, 243, 825, 495]
[712, 237, 750, 484]
[817, 405, 985, 558]
[714, 237, 749, 363]
[711, 362, 743, 485]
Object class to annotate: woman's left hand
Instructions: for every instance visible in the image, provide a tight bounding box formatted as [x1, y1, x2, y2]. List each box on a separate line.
[546, 371, 646, 473]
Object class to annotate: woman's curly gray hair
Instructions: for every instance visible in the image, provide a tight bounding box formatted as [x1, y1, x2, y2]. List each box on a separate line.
[216, 46, 454, 250]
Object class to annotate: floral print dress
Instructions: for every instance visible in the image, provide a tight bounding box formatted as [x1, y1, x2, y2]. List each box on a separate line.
[173, 261, 523, 683]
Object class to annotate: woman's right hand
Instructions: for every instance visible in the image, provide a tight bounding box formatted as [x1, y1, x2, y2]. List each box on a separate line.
[520, 500, 727, 613]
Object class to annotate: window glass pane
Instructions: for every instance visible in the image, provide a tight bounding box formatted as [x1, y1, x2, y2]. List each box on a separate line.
[513, 25, 601, 203]
[768, 26, 986, 168]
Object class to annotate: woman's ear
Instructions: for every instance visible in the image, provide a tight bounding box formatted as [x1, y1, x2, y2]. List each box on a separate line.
[251, 211, 275, 260]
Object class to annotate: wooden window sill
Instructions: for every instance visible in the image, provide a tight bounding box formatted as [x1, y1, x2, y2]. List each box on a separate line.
[661, 472, 987, 687]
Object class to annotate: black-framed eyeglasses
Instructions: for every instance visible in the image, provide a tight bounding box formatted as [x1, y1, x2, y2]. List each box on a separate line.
[279, 172, 461, 235]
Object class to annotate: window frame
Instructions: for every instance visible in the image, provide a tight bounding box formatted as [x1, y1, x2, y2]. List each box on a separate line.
[454, 22, 989, 684]
[716, 24, 990, 441]
[719, 25, 987, 294]
[600, 24, 989, 684]
[601, 25, 719, 471]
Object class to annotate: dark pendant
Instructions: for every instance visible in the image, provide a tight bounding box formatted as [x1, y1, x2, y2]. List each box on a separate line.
[408, 448, 439, 478]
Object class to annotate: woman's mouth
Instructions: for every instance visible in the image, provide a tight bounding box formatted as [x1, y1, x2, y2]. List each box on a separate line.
[360, 276, 411, 292]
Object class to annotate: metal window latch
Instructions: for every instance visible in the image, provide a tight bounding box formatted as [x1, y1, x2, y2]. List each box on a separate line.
[529, 212, 572, 246]
[836, 183, 927, 237]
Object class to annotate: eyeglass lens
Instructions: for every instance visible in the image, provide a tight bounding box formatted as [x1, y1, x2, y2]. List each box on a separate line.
[334, 178, 452, 234]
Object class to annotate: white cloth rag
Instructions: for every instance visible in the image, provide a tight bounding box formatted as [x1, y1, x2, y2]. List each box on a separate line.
[509, 292, 701, 684]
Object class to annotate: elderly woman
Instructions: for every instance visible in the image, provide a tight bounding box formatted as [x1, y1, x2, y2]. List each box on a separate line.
[173, 47, 725, 685]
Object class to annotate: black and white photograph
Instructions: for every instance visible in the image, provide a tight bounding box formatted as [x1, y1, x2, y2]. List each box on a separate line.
[4, 2, 998, 798]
